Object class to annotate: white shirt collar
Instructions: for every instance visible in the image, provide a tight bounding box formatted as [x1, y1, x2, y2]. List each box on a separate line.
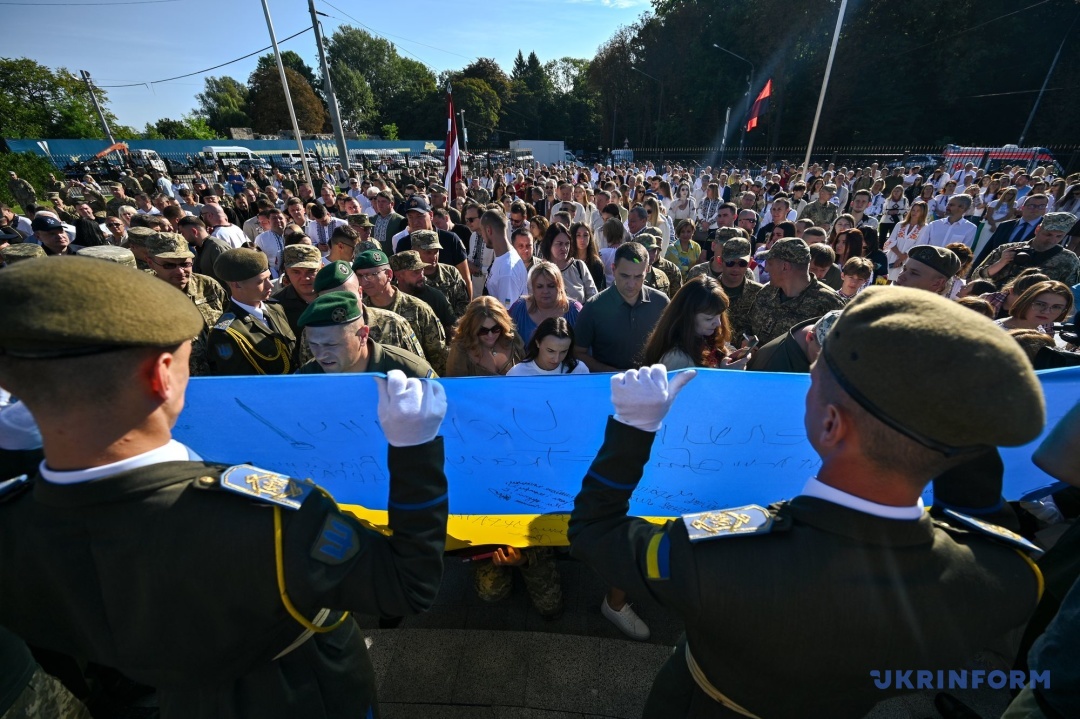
[231, 298, 264, 323]
[41, 440, 202, 485]
[800, 477, 924, 520]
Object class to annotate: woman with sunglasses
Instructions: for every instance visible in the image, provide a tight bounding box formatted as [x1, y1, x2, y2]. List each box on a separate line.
[444, 296, 524, 377]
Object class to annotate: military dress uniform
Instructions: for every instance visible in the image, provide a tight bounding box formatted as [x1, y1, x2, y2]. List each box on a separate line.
[185, 274, 228, 377]
[207, 300, 297, 376]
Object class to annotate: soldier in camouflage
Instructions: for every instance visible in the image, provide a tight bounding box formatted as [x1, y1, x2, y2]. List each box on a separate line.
[745, 237, 846, 345]
[0, 627, 90, 719]
[971, 211, 1080, 289]
[638, 227, 682, 297]
[712, 235, 764, 339]
[412, 230, 470, 320]
[796, 183, 839, 228]
[473, 546, 564, 619]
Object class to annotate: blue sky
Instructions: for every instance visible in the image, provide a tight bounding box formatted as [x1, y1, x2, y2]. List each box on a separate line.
[6, 0, 649, 130]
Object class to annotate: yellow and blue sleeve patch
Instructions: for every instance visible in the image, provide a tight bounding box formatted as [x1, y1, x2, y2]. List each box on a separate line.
[645, 532, 671, 581]
[220, 464, 313, 510]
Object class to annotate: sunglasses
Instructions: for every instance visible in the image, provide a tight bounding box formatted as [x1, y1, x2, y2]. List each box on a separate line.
[725, 259, 749, 268]
[476, 325, 503, 337]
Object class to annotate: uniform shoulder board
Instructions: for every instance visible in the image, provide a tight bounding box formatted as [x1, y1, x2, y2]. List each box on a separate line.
[683, 504, 774, 542]
[942, 509, 1044, 557]
[213, 313, 235, 331]
[0, 474, 32, 504]
[219, 464, 314, 510]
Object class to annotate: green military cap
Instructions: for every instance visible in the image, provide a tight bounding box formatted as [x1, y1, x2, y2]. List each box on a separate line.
[347, 214, 374, 228]
[766, 237, 811, 264]
[1, 243, 46, 263]
[352, 249, 389, 271]
[314, 260, 354, 292]
[109, 182, 123, 190]
[822, 183, 837, 192]
[147, 232, 194, 260]
[907, 245, 960, 278]
[297, 291, 363, 330]
[409, 229, 442, 251]
[1041, 211, 1077, 233]
[721, 238, 752, 261]
[282, 244, 322, 270]
[389, 250, 428, 272]
[714, 227, 746, 243]
[0, 256, 203, 358]
[76, 245, 137, 268]
[125, 226, 156, 248]
[215, 248, 268, 283]
[429, 184, 447, 194]
[823, 287, 1044, 453]
[634, 231, 660, 250]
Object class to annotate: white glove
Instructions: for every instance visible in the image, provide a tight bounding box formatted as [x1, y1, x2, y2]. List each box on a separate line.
[611, 365, 696, 433]
[0, 401, 42, 451]
[376, 370, 447, 447]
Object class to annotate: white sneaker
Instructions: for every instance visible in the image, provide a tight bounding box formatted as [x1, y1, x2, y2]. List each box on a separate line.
[601, 596, 650, 640]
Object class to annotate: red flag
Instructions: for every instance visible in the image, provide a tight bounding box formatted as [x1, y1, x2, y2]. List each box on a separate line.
[444, 87, 463, 199]
[746, 78, 773, 132]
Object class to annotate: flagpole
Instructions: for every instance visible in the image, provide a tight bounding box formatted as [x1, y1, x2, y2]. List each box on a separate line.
[800, 0, 848, 185]
[444, 83, 463, 201]
[260, 0, 311, 186]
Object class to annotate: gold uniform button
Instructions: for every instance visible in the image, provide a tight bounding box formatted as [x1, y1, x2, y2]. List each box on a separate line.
[197, 476, 217, 488]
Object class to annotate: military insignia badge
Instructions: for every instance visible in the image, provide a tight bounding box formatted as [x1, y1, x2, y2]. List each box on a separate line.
[331, 307, 347, 323]
[216, 343, 233, 359]
[683, 504, 774, 542]
[220, 464, 313, 510]
[214, 313, 235, 331]
[943, 509, 1044, 556]
[311, 514, 360, 565]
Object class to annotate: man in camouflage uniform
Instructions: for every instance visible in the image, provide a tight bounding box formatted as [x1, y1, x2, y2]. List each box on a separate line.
[105, 183, 132, 217]
[632, 230, 670, 297]
[271, 244, 321, 335]
[797, 183, 839, 228]
[714, 234, 764, 339]
[355, 250, 447, 375]
[746, 237, 845, 345]
[6, 172, 35, 210]
[473, 546, 564, 619]
[971, 211, 1080, 289]
[45, 173, 65, 195]
[120, 171, 142, 197]
[639, 227, 682, 297]
[412, 230, 469, 320]
[146, 232, 227, 377]
[391, 250, 457, 337]
[124, 225, 155, 270]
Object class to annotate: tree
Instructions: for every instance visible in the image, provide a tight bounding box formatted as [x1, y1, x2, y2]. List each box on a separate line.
[246, 65, 327, 135]
[454, 78, 501, 146]
[0, 58, 124, 139]
[144, 114, 218, 140]
[254, 51, 321, 100]
[457, 58, 511, 103]
[196, 76, 251, 135]
[380, 123, 399, 141]
[329, 64, 374, 133]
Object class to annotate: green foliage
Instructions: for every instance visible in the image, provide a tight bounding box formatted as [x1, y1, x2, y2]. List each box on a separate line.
[254, 51, 321, 100]
[195, 76, 251, 135]
[144, 114, 218, 140]
[246, 65, 328, 135]
[0, 58, 124, 139]
[0, 152, 59, 208]
[380, 123, 399, 141]
[453, 78, 501, 146]
[329, 64, 374, 133]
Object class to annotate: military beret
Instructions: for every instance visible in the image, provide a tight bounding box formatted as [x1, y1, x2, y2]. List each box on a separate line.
[1, 243, 46, 263]
[347, 213, 374, 228]
[314, 260, 354, 293]
[766, 237, 811, 264]
[215, 248, 268, 283]
[76, 245, 137, 268]
[125, 226, 156, 248]
[147, 232, 194, 259]
[907, 245, 960, 278]
[0, 256, 203, 357]
[353, 249, 389, 271]
[283, 244, 322, 270]
[822, 286, 1044, 453]
[297, 291, 363, 330]
[389, 250, 428, 272]
[410, 229, 442, 251]
[721, 238, 752, 261]
[1041, 212, 1077, 233]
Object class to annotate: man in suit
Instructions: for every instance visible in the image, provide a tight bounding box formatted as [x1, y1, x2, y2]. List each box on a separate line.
[972, 192, 1049, 271]
[371, 190, 406, 256]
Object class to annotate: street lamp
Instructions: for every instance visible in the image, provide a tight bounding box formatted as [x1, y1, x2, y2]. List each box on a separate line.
[712, 43, 754, 161]
[629, 66, 663, 146]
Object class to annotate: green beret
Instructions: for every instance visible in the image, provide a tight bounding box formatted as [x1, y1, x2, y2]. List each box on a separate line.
[297, 291, 363, 330]
[314, 260, 354, 292]
[125, 226, 156, 248]
[352, 249, 389, 271]
[1, 244, 46, 263]
[282, 244, 322, 270]
[76, 245, 137, 268]
[721, 238, 752, 261]
[215, 248, 268, 283]
[410, 230, 442, 251]
[147, 232, 194, 259]
[766, 237, 810, 264]
[1041, 212, 1077, 233]
[907, 245, 960, 278]
[389, 251, 428, 272]
[0, 256, 203, 357]
[823, 286, 1044, 453]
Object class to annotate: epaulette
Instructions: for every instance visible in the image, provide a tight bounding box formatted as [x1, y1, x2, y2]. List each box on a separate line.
[213, 313, 235, 331]
[0, 474, 33, 504]
[942, 509, 1044, 557]
[682, 503, 776, 542]
[218, 464, 314, 510]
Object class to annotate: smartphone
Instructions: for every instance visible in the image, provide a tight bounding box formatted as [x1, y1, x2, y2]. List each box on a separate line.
[729, 334, 759, 361]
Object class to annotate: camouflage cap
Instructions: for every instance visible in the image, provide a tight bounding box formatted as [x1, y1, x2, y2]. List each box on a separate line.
[635, 230, 660, 250]
[409, 229, 442, 251]
[357, 239, 382, 253]
[823, 286, 1044, 452]
[811, 309, 843, 349]
[352, 249, 389, 271]
[1, 243, 46, 263]
[314, 260, 354, 293]
[0, 256, 203, 357]
[1041, 212, 1077, 233]
[124, 226, 156, 248]
[721, 238, 752, 261]
[907, 245, 960, 278]
[389, 250, 428, 272]
[765, 237, 811, 264]
[147, 232, 194, 260]
[714, 227, 747, 243]
[283, 244, 322, 270]
[347, 213, 374, 228]
[77, 245, 137, 268]
[214, 248, 268, 283]
[297, 291, 363, 330]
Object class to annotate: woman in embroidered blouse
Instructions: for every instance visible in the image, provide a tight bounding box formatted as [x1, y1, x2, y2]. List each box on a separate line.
[668, 182, 697, 222]
[444, 296, 524, 377]
[879, 184, 909, 242]
[884, 201, 929, 282]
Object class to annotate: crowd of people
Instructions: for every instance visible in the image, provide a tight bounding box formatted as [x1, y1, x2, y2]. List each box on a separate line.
[1, 154, 1080, 718]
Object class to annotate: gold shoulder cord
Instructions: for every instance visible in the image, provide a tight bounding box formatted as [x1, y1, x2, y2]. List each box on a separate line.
[273, 487, 350, 633]
[225, 326, 291, 374]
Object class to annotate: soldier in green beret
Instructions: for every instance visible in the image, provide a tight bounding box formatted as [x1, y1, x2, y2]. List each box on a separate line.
[895, 244, 961, 295]
[296, 292, 436, 377]
[569, 286, 1047, 719]
[354, 249, 448, 375]
[390, 250, 457, 338]
[0, 255, 451, 719]
[207, 248, 297, 375]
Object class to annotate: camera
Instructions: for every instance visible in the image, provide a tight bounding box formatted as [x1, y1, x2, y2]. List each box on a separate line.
[1012, 248, 1037, 267]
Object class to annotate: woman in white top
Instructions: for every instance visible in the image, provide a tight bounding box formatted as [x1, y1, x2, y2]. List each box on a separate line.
[599, 217, 625, 287]
[506, 317, 589, 376]
[879, 184, 909, 241]
[668, 182, 698, 222]
[538, 222, 598, 303]
[984, 187, 1018, 234]
[884, 200, 929, 282]
[643, 195, 674, 255]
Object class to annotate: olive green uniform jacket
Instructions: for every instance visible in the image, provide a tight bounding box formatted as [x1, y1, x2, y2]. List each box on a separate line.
[207, 300, 297, 375]
[297, 339, 437, 378]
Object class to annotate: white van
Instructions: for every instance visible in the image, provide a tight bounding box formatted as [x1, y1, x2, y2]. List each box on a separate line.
[128, 149, 168, 174]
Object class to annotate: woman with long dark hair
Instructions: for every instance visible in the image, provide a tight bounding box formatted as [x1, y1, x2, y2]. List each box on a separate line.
[539, 222, 598, 303]
[569, 222, 606, 291]
[507, 317, 587, 376]
[641, 276, 749, 370]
